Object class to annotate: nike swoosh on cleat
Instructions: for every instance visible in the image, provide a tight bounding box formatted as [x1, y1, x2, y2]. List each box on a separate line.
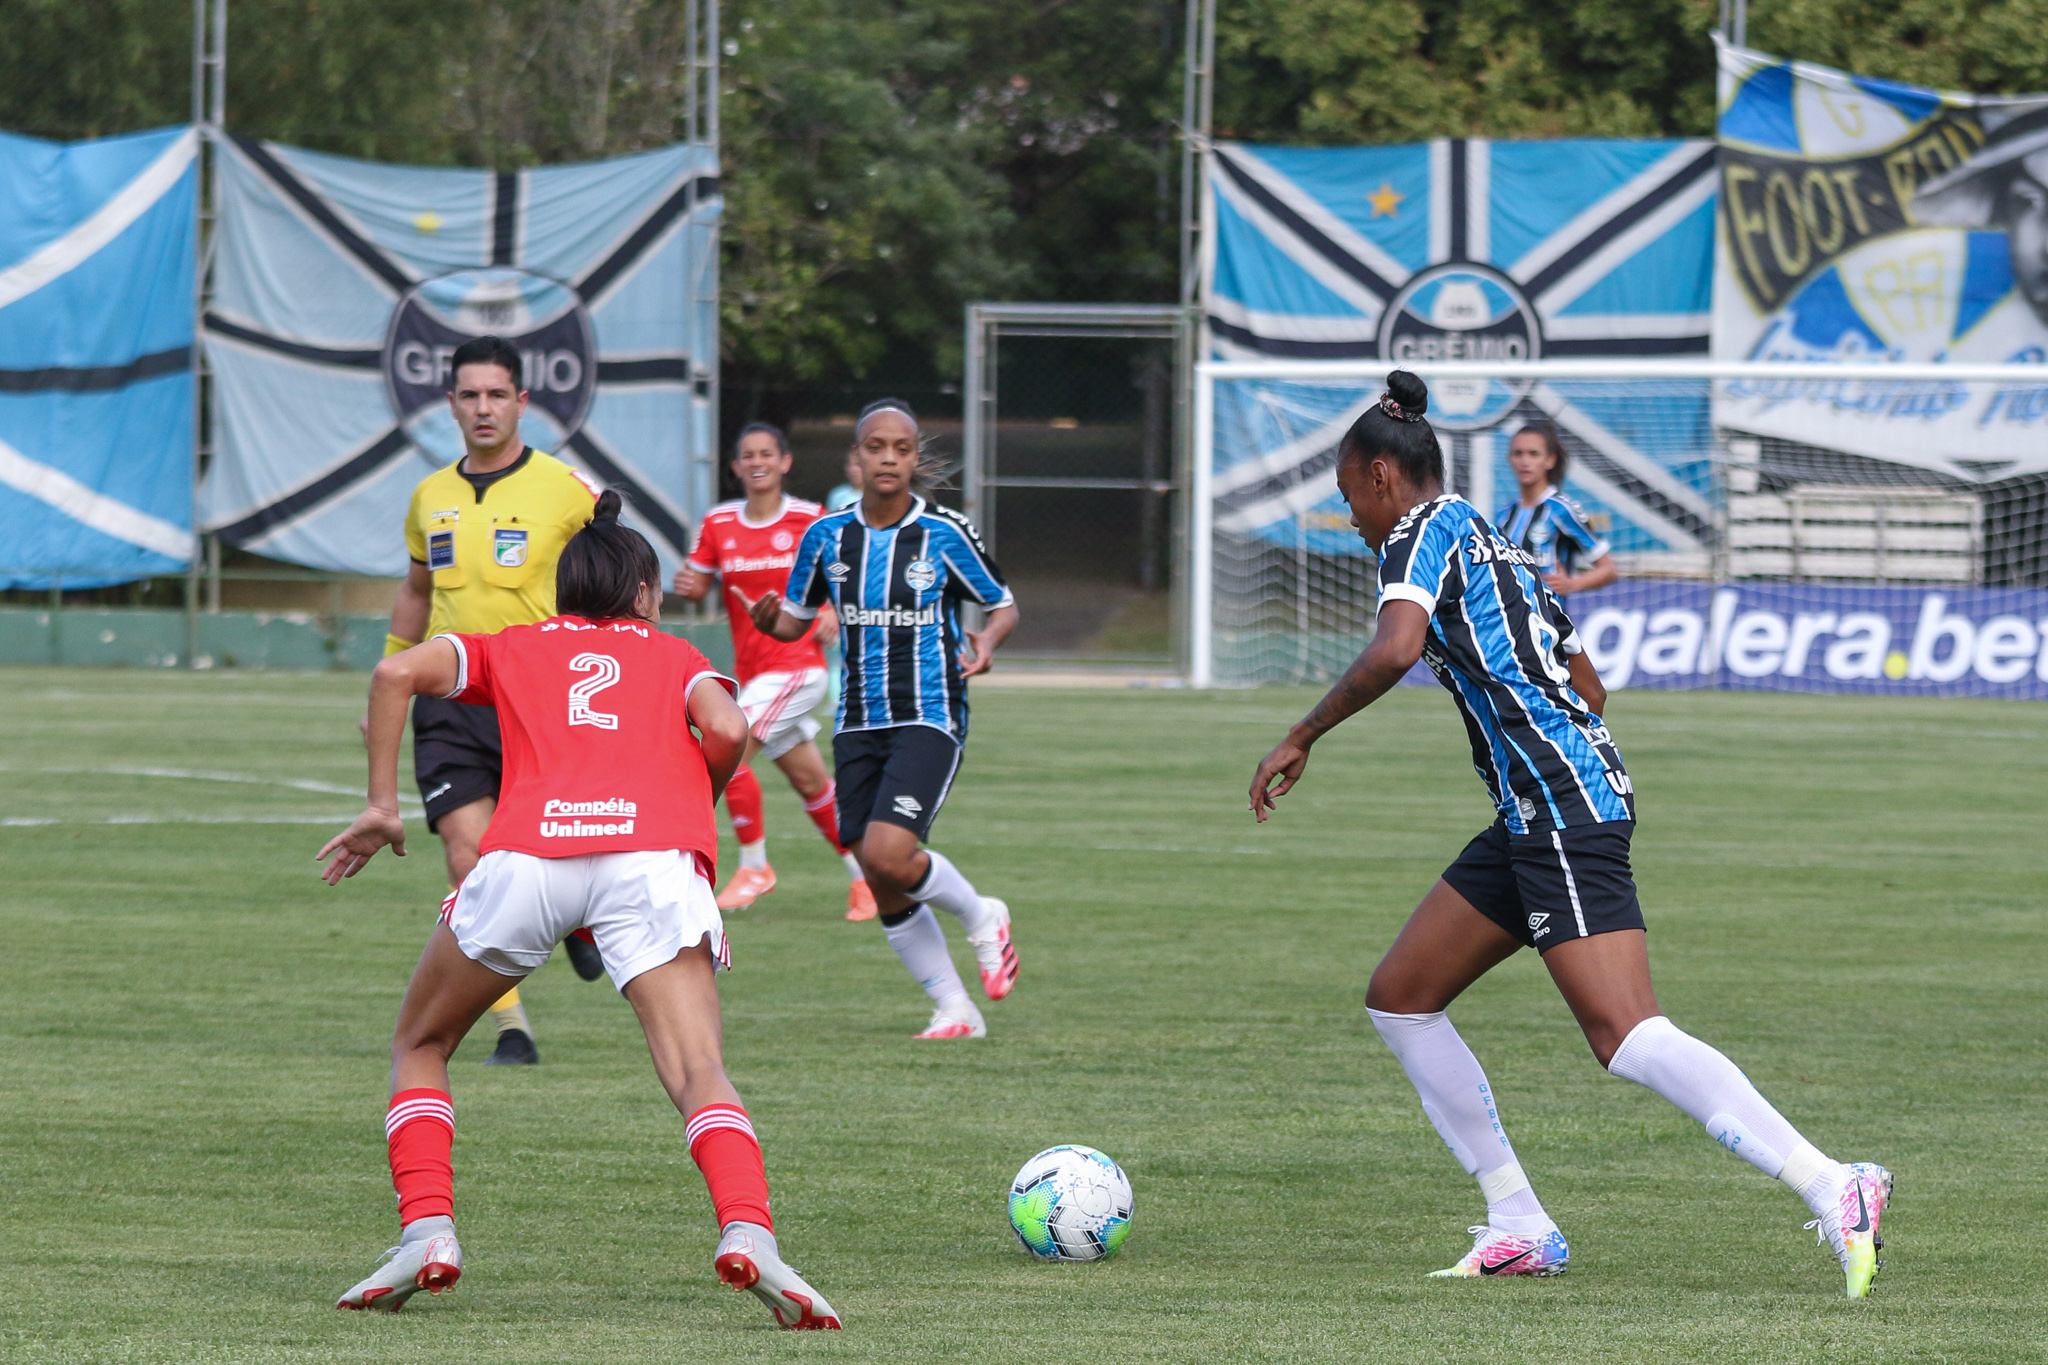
[1479, 1248, 1535, 1275]
[1849, 1186, 1871, 1234]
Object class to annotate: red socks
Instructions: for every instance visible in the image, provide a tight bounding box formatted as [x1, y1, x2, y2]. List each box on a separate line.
[687, 1104, 773, 1230]
[803, 781, 845, 853]
[386, 1088, 455, 1223]
[726, 766, 765, 845]
[385, 1090, 772, 1233]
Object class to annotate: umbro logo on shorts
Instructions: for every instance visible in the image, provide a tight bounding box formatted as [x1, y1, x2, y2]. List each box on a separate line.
[1527, 912, 1551, 938]
[424, 782, 453, 802]
[892, 794, 923, 818]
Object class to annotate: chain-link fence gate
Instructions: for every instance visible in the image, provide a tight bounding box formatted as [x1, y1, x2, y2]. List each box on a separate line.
[963, 304, 1192, 670]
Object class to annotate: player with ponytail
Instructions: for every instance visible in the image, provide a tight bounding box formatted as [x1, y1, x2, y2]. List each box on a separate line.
[1247, 371, 1891, 1296]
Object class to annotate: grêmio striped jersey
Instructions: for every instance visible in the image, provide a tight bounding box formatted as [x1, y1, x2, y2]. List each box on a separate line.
[1377, 494, 1633, 834]
[1496, 491, 1611, 578]
[783, 495, 1014, 738]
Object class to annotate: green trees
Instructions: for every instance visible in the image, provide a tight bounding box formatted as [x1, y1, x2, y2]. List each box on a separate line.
[8, 0, 2048, 399]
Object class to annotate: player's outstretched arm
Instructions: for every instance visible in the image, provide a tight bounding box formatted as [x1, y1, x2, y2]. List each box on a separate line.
[687, 676, 748, 802]
[319, 638, 460, 884]
[959, 602, 1018, 677]
[744, 588, 811, 642]
[1248, 600, 1429, 821]
[1568, 648, 1607, 715]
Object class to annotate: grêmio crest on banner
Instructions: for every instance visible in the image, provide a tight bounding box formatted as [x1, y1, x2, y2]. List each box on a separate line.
[1712, 40, 2048, 481]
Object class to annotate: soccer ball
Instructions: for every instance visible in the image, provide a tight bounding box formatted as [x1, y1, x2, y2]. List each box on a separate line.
[1007, 1145, 1133, 1261]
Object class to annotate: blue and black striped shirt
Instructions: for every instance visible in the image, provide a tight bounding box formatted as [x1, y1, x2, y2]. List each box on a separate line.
[1379, 495, 1632, 834]
[784, 495, 1013, 739]
[1496, 492, 1611, 578]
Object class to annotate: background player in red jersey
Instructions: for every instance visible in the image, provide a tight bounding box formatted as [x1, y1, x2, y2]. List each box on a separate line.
[674, 423, 874, 919]
[319, 492, 841, 1329]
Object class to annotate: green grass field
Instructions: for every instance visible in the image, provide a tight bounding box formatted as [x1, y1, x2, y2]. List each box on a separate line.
[2, 668, 2043, 1363]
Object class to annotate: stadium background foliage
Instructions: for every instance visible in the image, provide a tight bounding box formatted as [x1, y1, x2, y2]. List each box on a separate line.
[14, 0, 2048, 428]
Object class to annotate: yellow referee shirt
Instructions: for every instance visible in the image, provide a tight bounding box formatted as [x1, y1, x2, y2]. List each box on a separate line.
[404, 447, 601, 638]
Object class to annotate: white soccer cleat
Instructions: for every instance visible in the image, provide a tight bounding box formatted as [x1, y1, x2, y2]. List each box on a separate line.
[1805, 1161, 1893, 1298]
[914, 1003, 987, 1039]
[965, 897, 1019, 1001]
[335, 1226, 463, 1311]
[714, 1221, 842, 1330]
[1427, 1224, 1570, 1278]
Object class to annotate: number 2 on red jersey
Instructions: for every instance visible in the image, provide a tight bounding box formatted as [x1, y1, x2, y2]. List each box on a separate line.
[568, 652, 621, 729]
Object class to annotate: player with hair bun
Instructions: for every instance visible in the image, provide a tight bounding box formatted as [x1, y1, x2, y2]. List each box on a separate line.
[1249, 370, 1892, 1297]
[323, 489, 841, 1329]
[674, 421, 874, 921]
[749, 398, 1023, 1039]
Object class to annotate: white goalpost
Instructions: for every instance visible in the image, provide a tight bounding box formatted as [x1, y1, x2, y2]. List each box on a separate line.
[1190, 358, 2048, 687]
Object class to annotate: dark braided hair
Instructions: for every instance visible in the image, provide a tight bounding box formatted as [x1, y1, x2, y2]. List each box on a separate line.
[1337, 370, 1444, 487]
[556, 489, 660, 620]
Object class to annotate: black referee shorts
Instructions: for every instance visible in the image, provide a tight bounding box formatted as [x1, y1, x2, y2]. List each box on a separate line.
[831, 724, 963, 845]
[411, 694, 501, 833]
[1441, 818, 1645, 953]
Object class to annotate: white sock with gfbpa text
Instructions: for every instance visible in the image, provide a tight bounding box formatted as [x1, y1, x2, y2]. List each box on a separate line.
[1369, 1009, 1554, 1237]
[881, 904, 972, 1014]
[1606, 1015, 1845, 1214]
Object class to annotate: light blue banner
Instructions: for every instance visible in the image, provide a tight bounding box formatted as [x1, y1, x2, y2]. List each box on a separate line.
[200, 137, 720, 576]
[0, 126, 198, 588]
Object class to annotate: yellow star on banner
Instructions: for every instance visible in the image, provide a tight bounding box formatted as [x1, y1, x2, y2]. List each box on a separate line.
[1366, 181, 1404, 219]
[412, 210, 444, 234]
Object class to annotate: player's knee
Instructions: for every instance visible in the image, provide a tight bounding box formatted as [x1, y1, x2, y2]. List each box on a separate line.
[859, 846, 923, 892]
[1364, 962, 1439, 1015]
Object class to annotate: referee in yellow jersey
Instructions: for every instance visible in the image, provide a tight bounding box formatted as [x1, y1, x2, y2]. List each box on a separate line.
[378, 335, 603, 1065]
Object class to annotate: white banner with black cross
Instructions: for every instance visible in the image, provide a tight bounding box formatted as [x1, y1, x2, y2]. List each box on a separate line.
[199, 136, 719, 575]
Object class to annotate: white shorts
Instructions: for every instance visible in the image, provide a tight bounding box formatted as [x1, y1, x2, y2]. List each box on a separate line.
[738, 668, 827, 761]
[449, 849, 728, 991]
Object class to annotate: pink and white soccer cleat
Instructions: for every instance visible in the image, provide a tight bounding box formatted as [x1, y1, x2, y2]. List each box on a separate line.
[914, 1004, 987, 1039]
[1427, 1224, 1570, 1278]
[966, 897, 1018, 1001]
[1805, 1161, 1893, 1298]
[714, 1221, 842, 1330]
[335, 1225, 463, 1311]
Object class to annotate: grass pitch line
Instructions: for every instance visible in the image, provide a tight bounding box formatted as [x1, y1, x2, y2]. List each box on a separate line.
[0, 764, 422, 806]
[3, 812, 377, 826]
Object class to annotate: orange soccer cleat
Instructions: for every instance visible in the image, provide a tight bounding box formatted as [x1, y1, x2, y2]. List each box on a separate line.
[844, 879, 878, 922]
[717, 866, 777, 911]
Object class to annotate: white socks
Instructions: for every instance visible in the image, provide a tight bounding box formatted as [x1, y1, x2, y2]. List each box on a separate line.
[841, 851, 865, 883]
[1607, 1015, 1845, 1214]
[738, 840, 769, 871]
[881, 905, 972, 1013]
[908, 850, 994, 937]
[1369, 1009, 1555, 1237]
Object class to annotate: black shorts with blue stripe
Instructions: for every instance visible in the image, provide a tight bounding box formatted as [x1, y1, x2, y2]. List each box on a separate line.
[1440, 818, 1644, 953]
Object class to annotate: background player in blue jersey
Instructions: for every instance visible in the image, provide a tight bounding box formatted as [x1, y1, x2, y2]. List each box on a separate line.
[1500, 422, 1617, 597]
[749, 399, 1023, 1039]
[1248, 371, 1892, 1297]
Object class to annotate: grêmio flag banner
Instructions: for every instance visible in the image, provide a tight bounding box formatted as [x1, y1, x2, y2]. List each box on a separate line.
[200, 137, 719, 574]
[0, 127, 198, 588]
[1203, 138, 1718, 564]
[1713, 40, 2048, 480]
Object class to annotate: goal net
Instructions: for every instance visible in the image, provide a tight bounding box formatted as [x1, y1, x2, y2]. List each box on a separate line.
[1191, 359, 2048, 687]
